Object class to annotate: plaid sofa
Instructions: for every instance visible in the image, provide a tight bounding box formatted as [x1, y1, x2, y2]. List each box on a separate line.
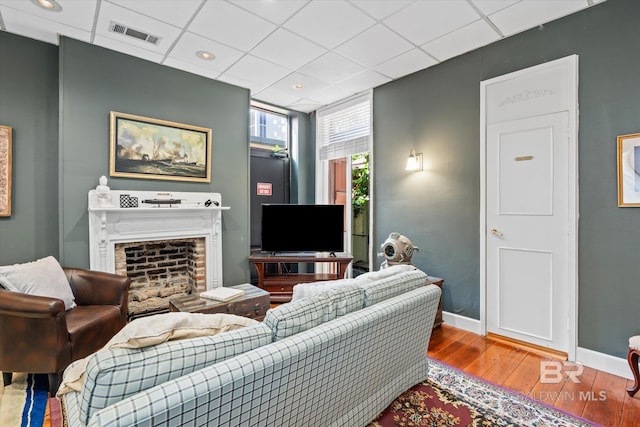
[62, 269, 441, 427]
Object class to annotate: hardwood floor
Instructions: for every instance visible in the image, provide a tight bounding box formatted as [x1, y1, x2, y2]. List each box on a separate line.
[428, 325, 640, 427]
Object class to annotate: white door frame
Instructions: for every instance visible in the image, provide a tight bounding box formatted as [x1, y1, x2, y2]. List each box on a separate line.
[479, 55, 579, 361]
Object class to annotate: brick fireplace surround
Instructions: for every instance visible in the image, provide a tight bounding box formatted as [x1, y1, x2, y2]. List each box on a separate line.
[115, 237, 206, 317]
[88, 189, 229, 318]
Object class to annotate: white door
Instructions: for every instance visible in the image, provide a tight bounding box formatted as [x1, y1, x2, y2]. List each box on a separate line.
[486, 112, 569, 353]
[480, 55, 578, 359]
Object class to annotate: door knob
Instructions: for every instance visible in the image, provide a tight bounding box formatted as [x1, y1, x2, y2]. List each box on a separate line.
[490, 228, 503, 237]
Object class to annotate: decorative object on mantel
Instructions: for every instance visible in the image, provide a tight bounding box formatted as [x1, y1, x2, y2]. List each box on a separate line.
[617, 132, 640, 207]
[119, 194, 138, 208]
[0, 125, 12, 217]
[378, 232, 419, 268]
[109, 111, 212, 183]
[95, 175, 113, 207]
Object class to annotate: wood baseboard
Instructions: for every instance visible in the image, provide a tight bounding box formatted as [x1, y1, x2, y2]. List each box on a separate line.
[487, 333, 568, 360]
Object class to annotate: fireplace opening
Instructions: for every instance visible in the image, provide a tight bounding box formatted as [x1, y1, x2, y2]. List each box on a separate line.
[115, 237, 206, 319]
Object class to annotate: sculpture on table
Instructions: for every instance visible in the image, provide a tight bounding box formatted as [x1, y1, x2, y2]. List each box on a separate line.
[378, 232, 419, 268]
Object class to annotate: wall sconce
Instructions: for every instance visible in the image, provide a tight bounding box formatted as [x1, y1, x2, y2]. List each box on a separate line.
[405, 150, 423, 172]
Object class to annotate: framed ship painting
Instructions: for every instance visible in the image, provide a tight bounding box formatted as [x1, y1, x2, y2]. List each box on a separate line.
[109, 112, 212, 183]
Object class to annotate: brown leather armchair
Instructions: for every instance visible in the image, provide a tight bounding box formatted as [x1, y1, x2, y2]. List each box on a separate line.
[0, 267, 130, 396]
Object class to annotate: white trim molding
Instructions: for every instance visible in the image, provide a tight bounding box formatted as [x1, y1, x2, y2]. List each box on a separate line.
[576, 347, 632, 380]
[442, 311, 482, 335]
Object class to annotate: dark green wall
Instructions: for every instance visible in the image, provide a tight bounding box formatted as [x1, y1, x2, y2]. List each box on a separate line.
[373, 0, 638, 357]
[374, 52, 481, 318]
[0, 32, 59, 265]
[58, 37, 253, 284]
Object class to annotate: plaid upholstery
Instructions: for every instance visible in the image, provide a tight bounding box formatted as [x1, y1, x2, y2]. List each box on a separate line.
[262, 292, 334, 340]
[322, 284, 365, 317]
[358, 269, 428, 306]
[69, 323, 272, 425]
[81, 285, 441, 427]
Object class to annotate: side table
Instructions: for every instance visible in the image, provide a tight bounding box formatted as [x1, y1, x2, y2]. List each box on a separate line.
[426, 276, 444, 328]
[169, 283, 270, 321]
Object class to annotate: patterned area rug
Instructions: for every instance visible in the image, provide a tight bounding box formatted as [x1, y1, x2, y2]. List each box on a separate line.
[370, 359, 600, 427]
[0, 373, 62, 427]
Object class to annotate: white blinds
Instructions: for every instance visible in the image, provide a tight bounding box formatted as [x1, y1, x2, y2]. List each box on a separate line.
[317, 94, 371, 161]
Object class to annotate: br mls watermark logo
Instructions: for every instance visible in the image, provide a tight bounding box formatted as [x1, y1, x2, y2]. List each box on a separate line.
[540, 361, 583, 384]
[536, 361, 607, 402]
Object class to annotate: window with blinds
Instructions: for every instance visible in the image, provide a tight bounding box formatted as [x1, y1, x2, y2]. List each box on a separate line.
[317, 93, 371, 161]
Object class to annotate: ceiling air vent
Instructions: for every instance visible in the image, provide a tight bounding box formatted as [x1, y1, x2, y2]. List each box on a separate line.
[109, 21, 161, 46]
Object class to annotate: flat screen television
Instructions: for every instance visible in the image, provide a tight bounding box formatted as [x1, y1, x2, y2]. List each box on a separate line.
[261, 204, 344, 254]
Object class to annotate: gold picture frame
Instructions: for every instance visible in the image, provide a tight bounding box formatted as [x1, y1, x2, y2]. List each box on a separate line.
[0, 126, 12, 217]
[109, 112, 212, 183]
[617, 132, 640, 206]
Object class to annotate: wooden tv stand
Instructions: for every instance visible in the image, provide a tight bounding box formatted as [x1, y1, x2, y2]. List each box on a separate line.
[249, 252, 353, 302]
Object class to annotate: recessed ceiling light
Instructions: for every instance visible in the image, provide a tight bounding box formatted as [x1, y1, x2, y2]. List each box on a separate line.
[31, 0, 62, 12]
[196, 51, 215, 61]
[294, 84, 303, 89]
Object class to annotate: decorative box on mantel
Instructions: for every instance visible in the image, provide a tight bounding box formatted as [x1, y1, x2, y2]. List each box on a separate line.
[88, 190, 229, 317]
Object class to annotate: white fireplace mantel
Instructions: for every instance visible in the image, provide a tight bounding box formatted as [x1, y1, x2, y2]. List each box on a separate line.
[88, 190, 229, 290]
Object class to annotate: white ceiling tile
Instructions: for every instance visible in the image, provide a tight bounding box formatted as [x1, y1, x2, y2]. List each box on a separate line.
[384, 0, 481, 45]
[287, 99, 323, 113]
[229, 0, 307, 25]
[168, 32, 244, 73]
[0, 0, 97, 31]
[283, 1, 375, 49]
[335, 24, 414, 67]
[374, 48, 438, 79]
[305, 84, 355, 105]
[298, 52, 366, 85]
[94, 34, 164, 63]
[188, 1, 276, 51]
[95, 1, 182, 54]
[489, 0, 588, 36]
[253, 86, 303, 109]
[250, 28, 327, 70]
[107, 0, 202, 27]
[225, 54, 291, 88]
[338, 69, 391, 94]
[271, 72, 330, 100]
[0, 4, 90, 44]
[349, 0, 412, 20]
[216, 73, 264, 94]
[422, 20, 500, 62]
[470, 0, 521, 16]
[163, 56, 222, 80]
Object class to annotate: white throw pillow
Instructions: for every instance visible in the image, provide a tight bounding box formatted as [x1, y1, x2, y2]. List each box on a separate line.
[0, 256, 76, 310]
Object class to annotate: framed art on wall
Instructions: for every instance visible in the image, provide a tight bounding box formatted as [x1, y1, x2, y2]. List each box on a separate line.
[110, 112, 212, 183]
[0, 125, 12, 217]
[617, 132, 640, 206]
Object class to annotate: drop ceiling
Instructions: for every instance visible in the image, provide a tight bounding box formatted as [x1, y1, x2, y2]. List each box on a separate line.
[0, 0, 603, 113]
